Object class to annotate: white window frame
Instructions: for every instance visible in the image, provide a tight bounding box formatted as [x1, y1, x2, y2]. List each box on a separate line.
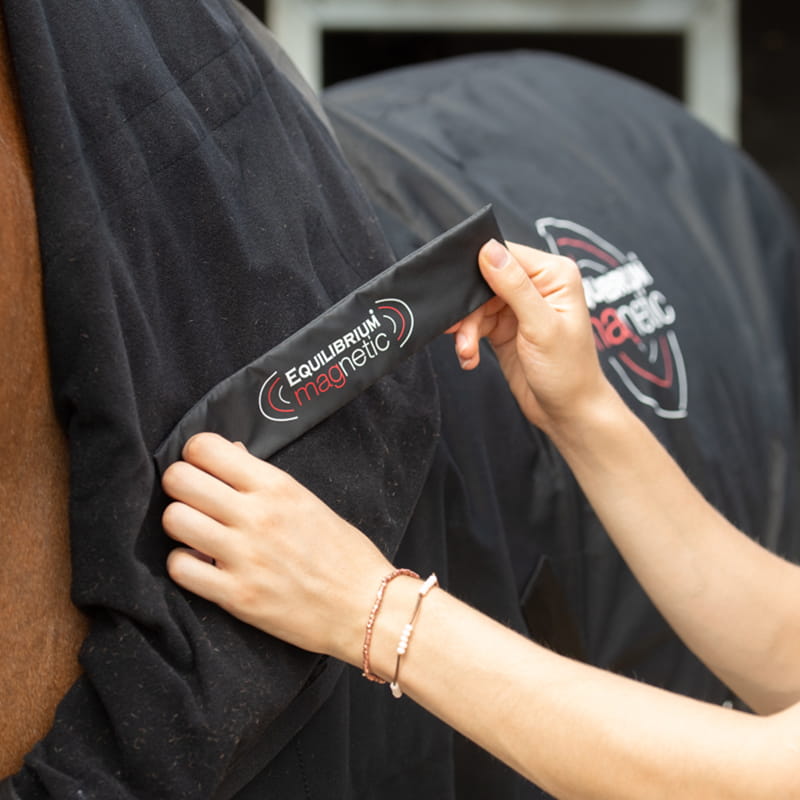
[268, 0, 739, 141]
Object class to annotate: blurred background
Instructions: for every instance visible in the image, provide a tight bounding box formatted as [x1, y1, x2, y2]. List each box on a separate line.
[241, 0, 800, 217]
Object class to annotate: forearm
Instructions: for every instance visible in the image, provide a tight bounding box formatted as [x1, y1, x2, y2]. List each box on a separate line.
[547, 385, 800, 713]
[455, 239, 800, 710]
[362, 577, 800, 799]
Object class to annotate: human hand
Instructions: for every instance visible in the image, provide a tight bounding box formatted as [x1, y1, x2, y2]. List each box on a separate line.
[450, 239, 615, 433]
[161, 433, 393, 665]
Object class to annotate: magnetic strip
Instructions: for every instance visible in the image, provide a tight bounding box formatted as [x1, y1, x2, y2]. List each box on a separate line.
[154, 205, 503, 470]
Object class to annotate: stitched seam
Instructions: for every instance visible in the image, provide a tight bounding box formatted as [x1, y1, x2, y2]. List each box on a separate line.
[294, 738, 313, 800]
[43, 76, 268, 266]
[54, 28, 251, 174]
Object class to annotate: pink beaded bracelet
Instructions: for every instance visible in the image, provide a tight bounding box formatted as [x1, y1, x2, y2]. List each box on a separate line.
[361, 568, 419, 683]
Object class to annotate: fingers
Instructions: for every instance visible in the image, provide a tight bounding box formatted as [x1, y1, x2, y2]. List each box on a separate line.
[505, 241, 584, 307]
[167, 546, 229, 602]
[451, 239, 586, 373]
[478, 240, 549, 335]
[180, 433, 264, 492]
[449, 297, 506, 369]
[162, 499, 227, 559]
[162, 457, 243, 525]
[453, 308, 486, 369]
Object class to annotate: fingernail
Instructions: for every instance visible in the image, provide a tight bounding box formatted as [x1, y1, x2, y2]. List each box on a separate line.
[483, 238, 511, 270]
[455, 331, 468, 355]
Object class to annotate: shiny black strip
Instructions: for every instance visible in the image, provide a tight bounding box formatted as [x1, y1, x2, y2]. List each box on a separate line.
[154, 205, 502, 470]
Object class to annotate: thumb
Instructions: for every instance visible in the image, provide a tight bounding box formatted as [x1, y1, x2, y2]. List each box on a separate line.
[478, 239, 548, 337]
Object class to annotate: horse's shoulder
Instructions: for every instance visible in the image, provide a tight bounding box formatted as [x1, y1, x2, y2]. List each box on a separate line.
[0, 12, 88, 778]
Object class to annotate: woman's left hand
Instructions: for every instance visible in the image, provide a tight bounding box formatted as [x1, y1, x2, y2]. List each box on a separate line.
[161, 433, 392, 664]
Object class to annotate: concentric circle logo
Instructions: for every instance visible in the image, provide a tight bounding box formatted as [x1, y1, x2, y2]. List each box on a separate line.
[258, 371, 298, 422]
[375, 297, 414, 347]
[536, 217, 688, 419]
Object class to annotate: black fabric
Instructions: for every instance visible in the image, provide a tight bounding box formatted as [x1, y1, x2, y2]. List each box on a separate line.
[233, 333, 553, 800]
[0, 779, 20, 800]
[521, 555, 586, 662]
[2, 2, 446, 797]
[7, 6, 799, 797]
[155, 205, 501, 470]
[324, 52, 800, 700]
[3, 3, 546, 797]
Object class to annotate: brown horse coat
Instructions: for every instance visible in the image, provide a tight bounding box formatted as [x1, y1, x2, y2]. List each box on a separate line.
[0, 10, 87, 778]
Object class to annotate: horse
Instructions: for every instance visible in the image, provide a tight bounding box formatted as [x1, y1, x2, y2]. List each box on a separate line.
[0, 9, 88, 778]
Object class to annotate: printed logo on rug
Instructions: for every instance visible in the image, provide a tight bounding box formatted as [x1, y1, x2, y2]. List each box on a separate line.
[536, 218, 687, 419]
[258, 298, 414, 422]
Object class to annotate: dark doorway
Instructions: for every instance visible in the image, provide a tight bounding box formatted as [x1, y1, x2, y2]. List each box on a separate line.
[243, 1, 799, 217]
[323, 30, 683, 101]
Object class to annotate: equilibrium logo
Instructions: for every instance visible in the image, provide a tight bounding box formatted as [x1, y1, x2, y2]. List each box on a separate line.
[258, 298, 414, 422]
[536, 218, 688, 419]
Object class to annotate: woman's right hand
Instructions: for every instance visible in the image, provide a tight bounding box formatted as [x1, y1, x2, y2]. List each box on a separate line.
[450, 239, 616, 434]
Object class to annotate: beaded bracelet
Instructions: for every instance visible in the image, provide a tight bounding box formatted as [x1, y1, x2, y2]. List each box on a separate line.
[362, 568, 419, 683]
[390, 573, 439, 699]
